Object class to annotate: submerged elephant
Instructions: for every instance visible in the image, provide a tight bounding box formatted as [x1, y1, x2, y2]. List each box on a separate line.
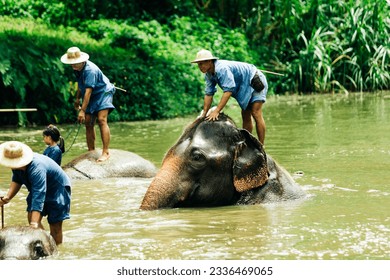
[0, 226, 57, 260]
[63, 149, 158, 180]
[140, 113, 306, 210]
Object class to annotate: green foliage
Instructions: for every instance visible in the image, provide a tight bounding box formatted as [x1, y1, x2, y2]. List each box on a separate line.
[245, 0, 390, 94]
[70, 15, 257, 121]
[0, 0, 389, 126]
[0, 0, 198, 26]
[0, 18, 76, 125]
[1, 15, 232, 124]
[79, 16, 254, 119]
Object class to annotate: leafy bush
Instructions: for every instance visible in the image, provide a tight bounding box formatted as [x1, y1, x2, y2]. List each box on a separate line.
[3, 16, 247, 124]
[1, 0, 389, 126]
[246, 0, 390, 94]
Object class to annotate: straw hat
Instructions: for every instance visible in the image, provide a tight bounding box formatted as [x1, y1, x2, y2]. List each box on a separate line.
[0, 141, 33, 168]
[191, 49, 219, 63]
[60, 47, 89, 64]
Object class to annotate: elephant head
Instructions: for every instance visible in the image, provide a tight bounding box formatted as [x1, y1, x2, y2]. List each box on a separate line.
[0, 226, 57, 260]
[140, 113, 270, 210]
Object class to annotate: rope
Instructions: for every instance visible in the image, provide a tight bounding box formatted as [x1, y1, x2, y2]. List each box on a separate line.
[72, 166, 94, 180]
[62, 121, 78, 140]
[63, 122, 81, 155]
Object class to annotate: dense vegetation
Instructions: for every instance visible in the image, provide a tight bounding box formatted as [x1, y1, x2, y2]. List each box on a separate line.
[0, 0, 389, 125]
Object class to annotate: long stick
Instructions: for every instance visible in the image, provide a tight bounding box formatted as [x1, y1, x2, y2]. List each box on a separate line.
[114, 86, 127, 93]
[0, 108, 37, 112]
[259, 69, 285, 77]
[1, 203, 4, 229]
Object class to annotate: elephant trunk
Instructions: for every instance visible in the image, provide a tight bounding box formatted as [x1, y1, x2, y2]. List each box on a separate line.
[140, 155, 185, 210]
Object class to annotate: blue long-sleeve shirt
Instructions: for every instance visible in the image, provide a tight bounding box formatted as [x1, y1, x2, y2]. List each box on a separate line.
[11, 153, 71, 213]
[43, 145, 62, 166]
[204, 59, 259, 110]
[74, 61, 115, 114]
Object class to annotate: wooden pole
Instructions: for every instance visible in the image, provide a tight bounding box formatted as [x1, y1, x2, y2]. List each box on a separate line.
[114, 86, 127, 93]
[0, 108, 37, 112]
[259, 69, 285, 77]
[1, 206, 3, 229]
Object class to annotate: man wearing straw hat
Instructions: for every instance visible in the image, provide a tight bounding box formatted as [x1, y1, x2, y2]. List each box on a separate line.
[191, 49, 268, 145]
[61, 46, 115, 162]
[0, 141, 71, 245]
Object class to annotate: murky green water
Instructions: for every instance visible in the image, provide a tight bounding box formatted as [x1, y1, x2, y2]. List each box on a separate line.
[1, 93, 389, 260]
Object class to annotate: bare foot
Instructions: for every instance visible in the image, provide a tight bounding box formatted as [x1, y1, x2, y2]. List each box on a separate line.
[97, 153, 110, 162]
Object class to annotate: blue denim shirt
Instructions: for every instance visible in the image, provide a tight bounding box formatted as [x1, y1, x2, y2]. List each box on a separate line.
[12, 153, 71, 213]
[43, 145, 62, 166]
[74, 61, 115, 114]
[204, 60, 258, 110]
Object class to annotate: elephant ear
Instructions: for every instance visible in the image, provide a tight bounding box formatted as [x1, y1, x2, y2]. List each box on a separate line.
[233, 129, 269, 192]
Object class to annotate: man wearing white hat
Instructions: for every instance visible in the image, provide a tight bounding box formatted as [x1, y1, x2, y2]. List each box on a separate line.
[61, 47, 116, 162]
[0, 141, 71, 245]
[191, 49, 268, 145]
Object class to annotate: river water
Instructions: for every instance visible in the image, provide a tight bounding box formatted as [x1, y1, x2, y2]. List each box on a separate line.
[0, 93, 389, 260]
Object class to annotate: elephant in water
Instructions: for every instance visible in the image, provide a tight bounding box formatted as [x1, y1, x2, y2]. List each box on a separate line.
[63, 149, 158, 180]
[0, 226, 57, 260]
[140, 113, 306, 210]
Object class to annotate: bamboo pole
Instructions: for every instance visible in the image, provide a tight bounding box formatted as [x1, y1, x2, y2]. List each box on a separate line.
[1, 197, 4, 229]
[0, 108, 37, 112]
[1, 205, 3, 229]
[259, 69, 285, 76]
[114, 86, 127, 93]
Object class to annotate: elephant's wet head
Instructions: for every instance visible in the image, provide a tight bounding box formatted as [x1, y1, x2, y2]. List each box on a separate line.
[0, 226, 57, 260]
[140, 114, 269, 209]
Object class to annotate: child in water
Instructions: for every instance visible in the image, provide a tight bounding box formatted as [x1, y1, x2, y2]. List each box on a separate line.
[43, 124, 65, 166]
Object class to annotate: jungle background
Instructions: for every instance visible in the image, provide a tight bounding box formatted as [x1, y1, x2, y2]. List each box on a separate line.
[0, 0, 389, 126]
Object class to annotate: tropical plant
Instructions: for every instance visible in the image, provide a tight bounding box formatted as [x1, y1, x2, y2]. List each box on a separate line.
[0, 0, 389, 126]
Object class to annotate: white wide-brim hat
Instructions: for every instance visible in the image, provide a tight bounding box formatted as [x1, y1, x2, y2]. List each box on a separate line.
[0, 141, 33, 168]
[60, 46, 89, 64]
[191, 49, 219, 63]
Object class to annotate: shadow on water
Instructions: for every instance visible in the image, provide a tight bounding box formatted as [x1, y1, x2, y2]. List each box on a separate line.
[1, 92, 389, 259]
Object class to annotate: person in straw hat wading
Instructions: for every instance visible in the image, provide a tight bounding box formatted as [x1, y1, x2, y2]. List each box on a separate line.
[0, 141, 71, 245]
[61, 47, 116, 162]
[191, 49, 268, 145]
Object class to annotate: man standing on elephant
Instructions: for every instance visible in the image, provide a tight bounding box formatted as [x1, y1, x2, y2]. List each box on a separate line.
[191, 49, 268, 145]
[61, 46, 116, 162]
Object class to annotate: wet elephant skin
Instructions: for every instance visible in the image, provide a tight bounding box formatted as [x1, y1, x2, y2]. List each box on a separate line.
[140, 113, 306, 210]
[63, 149, 158, 180]
[0, 226, 57, 260]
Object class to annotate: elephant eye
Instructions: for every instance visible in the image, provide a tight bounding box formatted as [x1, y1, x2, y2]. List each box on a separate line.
[30, 241, 48, 260]
[189, 149, 207, 170]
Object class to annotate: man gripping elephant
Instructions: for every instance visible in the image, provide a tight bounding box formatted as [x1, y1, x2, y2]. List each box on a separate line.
[191, 49, 268, 145]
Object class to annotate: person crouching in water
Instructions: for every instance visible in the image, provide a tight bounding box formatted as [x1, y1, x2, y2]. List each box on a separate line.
[0, 141, 71, 245]
[43, 124, 65, 166]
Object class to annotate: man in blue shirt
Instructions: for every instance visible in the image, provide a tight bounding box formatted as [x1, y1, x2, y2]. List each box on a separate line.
[191, 49, 268, 144]
[61, 47, 115, 162]
[0, 141, 71, 245]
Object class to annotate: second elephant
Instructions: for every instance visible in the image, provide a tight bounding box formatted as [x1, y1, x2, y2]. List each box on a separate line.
[140, 113, 306, 210]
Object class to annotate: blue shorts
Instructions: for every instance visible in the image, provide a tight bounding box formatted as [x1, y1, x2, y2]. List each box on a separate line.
[249, 70, 268, 104]
[86, 90, 115, 115]
[28, 186, 71, 224]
